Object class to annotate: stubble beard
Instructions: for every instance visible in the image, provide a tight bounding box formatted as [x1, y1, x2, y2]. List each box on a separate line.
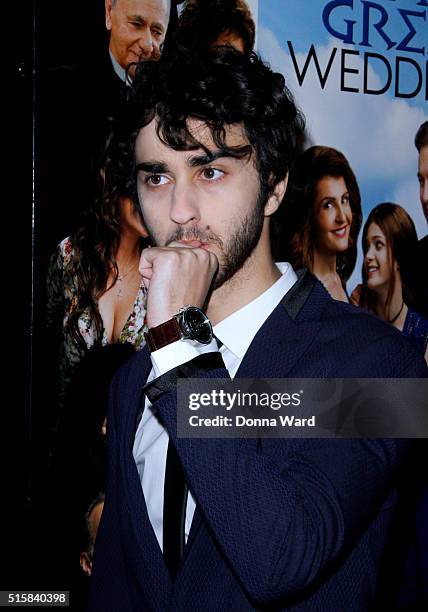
[144, 194, 266, 290]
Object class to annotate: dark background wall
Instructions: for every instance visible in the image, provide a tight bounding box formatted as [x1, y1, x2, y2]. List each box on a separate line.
[6, 0, 107, 596]
[35, 1, 106, 69]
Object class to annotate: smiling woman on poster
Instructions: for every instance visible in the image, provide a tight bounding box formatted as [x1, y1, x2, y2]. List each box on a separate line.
[286, 145, 362, 302]
[351, 202, 428, 363]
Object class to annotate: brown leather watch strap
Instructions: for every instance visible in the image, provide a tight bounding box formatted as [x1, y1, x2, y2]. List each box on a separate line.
[145, 317, 183, 352]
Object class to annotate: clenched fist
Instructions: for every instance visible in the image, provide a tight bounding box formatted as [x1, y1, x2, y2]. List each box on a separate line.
[139, 240, 219, 328]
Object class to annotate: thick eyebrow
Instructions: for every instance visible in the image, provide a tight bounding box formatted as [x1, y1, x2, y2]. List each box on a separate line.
[136, 161, 169, 173]
[136, 151, 238, 174]
[187, 150, 238, 167]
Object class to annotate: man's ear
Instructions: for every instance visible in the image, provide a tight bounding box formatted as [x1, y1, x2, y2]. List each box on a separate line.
[105, 0, 113, 31]
[264, 174, 289, 217]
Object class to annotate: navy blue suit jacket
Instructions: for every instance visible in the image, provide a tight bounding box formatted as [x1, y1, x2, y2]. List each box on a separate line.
[89, 272, 427, 611]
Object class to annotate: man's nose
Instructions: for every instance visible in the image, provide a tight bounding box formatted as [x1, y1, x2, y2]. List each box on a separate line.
[170, 184, 201, 226]
[138, 28, 154, 58]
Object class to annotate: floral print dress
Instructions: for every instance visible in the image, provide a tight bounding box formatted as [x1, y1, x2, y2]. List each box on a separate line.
[47, 237, 147, 408]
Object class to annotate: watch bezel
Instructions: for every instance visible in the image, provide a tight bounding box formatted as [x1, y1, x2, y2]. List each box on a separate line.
[178, 306, 213, 345]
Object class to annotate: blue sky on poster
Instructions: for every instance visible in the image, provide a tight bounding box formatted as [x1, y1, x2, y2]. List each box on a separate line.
[256, 0, 427, 289]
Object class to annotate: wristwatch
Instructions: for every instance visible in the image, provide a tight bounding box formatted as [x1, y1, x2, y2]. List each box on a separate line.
[144, 306, 213, 352]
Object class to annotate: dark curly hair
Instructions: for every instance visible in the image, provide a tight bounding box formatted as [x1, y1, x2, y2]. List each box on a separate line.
[415, 121, 428, 152]
[105, 47, 305, 254]
[66, 130, 146, 352]
[175, 0, 255, 54]
[285, 145, 362, 282]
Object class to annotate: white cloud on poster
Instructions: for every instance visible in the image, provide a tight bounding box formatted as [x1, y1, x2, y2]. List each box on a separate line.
[258, 27, 427, 186]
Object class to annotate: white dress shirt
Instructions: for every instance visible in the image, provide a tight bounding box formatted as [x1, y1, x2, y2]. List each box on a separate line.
[133, 263, 297, 550]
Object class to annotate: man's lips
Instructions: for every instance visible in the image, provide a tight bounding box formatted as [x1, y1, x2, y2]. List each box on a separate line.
[175, 239, 213, 249]
[176, 239, 204, 247]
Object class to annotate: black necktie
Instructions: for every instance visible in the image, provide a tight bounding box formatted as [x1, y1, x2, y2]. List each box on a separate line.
[162, 339, 223, 576]
[163, 439, 188, 577]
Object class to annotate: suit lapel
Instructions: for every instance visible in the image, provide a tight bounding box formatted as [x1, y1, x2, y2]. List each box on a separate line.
[237, 270, 326, 378]
[181, 505, 203, 564]
[235, 306, 323, 378]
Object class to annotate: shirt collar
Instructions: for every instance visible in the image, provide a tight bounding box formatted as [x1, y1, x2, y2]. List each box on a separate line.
[109, 50, 132, 85]
[213, 262, 297, 360]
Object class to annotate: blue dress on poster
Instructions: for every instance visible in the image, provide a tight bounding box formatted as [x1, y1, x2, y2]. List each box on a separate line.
[402, 309, 428, 356]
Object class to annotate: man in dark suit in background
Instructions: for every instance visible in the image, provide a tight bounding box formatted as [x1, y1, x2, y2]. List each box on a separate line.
[89, 49, 427, 611]
[395, 120, 428, 609]
[413, 121, 428, 319]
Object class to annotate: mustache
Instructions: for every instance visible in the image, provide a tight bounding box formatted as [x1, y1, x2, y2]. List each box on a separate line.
[165, 227, 224, 248]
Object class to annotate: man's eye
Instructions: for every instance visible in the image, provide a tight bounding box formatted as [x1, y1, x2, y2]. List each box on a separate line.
[145, 174, 168, 186]
[201, 168, 224, 181]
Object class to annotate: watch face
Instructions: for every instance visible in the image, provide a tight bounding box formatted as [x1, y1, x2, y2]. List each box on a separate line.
[182, 307, 213, 344]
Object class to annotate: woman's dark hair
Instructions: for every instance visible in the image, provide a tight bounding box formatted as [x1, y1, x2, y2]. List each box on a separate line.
[66, 130, 145, 352]
[286, 145, 362, 282]
[361, 202, 418, 319]
[175, 0, 256, 55]
[107, 47, 305, 252]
